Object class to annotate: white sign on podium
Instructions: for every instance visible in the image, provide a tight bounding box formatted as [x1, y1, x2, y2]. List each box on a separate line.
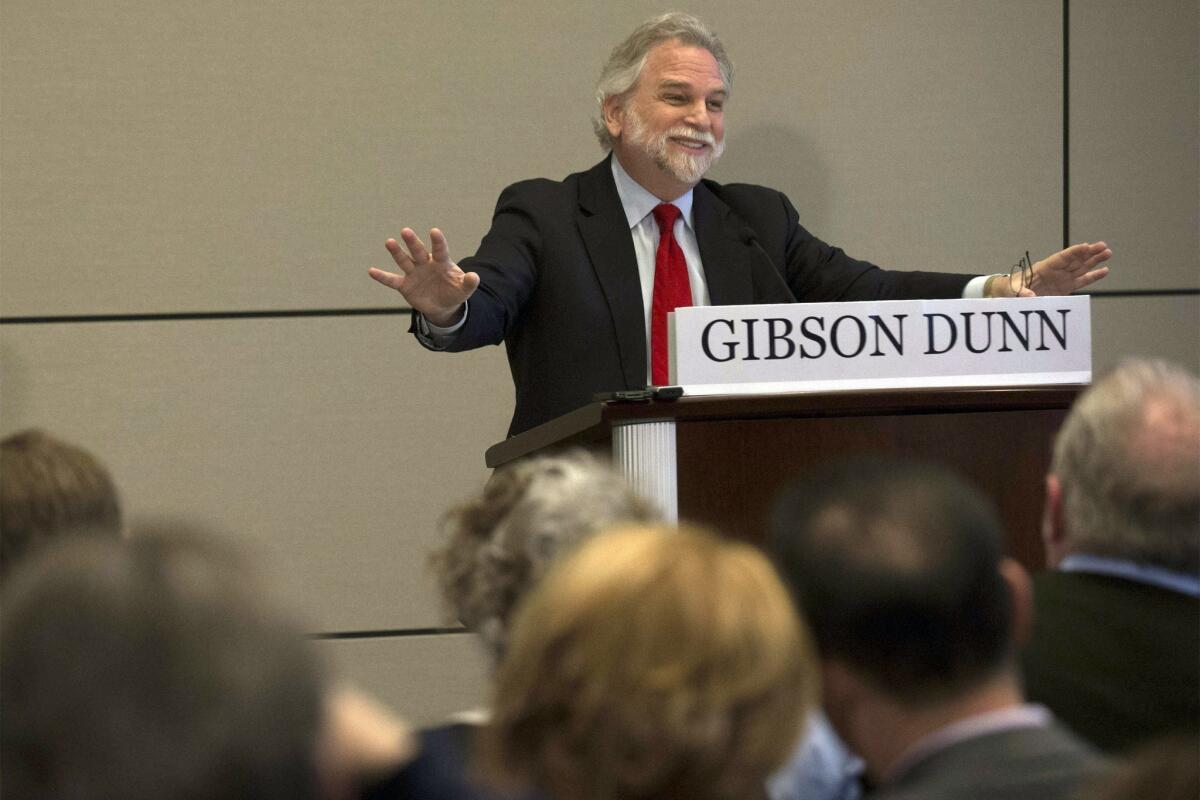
[668, 296, 1091, 395]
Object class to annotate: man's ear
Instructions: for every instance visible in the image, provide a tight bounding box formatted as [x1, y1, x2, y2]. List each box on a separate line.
[1041, 473, 1068, 567]
[602, 94, 625, 139]
[819, 659, 862, 744]
[1000, 557, 1034, 648]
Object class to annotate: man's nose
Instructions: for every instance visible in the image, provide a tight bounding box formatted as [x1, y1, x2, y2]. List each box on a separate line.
[683, 100, 711, 130]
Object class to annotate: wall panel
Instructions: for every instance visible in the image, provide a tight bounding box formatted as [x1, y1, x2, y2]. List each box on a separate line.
[1070, 0, 1199, 291]
[1091, 295, 1200, 375]
[0, 316, 512, 632]
[3, 1, 1062, 316]
[318, 633, 490, 728]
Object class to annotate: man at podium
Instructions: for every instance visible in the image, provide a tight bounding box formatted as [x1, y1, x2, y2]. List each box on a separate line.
[369, 12, 1111, 437]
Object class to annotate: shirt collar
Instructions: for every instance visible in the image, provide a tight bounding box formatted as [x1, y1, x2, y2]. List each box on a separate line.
[1059, 553, 1200, 598]
[610, 155, 695, 231]
[884, 705, 1052, 786]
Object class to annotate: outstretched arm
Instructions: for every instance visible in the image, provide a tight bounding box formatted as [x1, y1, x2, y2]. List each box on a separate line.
[368, 227, 480, 325]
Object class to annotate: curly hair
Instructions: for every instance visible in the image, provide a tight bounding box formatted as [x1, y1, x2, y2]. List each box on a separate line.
[429, 451, 659, 662]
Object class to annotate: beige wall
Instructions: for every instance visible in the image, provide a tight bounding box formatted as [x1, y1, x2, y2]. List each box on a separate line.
[1070, 0, 1199, 373]
[2, 1, 1196, 725]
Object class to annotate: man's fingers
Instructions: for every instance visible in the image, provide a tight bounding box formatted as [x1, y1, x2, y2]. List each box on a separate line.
[1074, 266, 1109, 289]
[1063, 242, 1111, 270]
[1083, 247, 1112, 271]
[368, 267, 405, 291]
[429, 228, 452, 265]
[400, 228, 431, 265]
[462, 271, 481, 295]
[385, 239, 414, 274]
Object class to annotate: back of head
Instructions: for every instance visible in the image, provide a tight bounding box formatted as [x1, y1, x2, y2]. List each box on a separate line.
[769, 458, 1012, 705]
[482, 524, 817, 800]
[592, 12, 732, 149]
[1052, 359, 1200, 572]
[0, 528, 324, 800]
[430, 450, 659, 661]
[1, 429, 122, 579]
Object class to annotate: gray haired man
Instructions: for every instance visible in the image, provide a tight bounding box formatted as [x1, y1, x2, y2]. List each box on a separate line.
[369, 12, 1111, 438]
[1024, 359, 1200, 752]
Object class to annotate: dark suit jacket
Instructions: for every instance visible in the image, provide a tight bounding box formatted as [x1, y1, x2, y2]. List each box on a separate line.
[869, 723, 1107, 800]
[417, 156, 973, 436]
[1022, 570, 1200, 753]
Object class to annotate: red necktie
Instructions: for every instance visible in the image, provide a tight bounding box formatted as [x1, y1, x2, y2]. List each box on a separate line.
[650, 203, 692, 386]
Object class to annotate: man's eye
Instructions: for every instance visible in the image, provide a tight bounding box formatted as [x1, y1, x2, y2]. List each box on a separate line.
[664, 95, 686, 104]
[707, 100, 724, 111]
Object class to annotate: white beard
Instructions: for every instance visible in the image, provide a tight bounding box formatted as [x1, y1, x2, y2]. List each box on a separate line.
[624, 106, 725, 186]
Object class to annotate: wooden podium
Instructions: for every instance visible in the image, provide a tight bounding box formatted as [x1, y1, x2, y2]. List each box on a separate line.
[486, 386, 1083, 572]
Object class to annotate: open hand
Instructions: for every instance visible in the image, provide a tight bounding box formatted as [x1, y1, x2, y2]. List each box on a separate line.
[368, 228, 480, 326]
[1020, 242, 1112, 296]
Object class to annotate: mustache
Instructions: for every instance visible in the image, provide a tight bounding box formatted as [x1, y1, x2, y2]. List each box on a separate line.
[664, 126, 717, 146]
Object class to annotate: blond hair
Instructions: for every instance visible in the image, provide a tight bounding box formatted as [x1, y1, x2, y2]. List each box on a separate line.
[481, 524, 816, 800]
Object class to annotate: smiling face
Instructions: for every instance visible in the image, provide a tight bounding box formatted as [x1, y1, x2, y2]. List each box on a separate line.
[604, 40, 728, 201]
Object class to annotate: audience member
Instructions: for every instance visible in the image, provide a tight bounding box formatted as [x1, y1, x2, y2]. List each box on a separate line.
[770, 458, 1107, 800]
[767, 711, 864, 800]
[0, 527, 412, 800]
[0, 428, 122, 579]
[1024, 358, 1200, 752]
[430, 450, 659, 663]
[364, 452, 659, 799]
[481, 524, 819, 800]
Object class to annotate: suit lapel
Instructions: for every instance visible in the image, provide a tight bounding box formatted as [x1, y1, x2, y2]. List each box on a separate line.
[693, 182, 757, 305]
[577, 157, 647, 389]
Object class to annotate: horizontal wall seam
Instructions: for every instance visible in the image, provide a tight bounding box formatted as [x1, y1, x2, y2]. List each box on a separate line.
[0, 308, 415, 325]
[1087, 289, 1200, 298]
[2, 290, 1196, 326]
[309, 626, 469, 641]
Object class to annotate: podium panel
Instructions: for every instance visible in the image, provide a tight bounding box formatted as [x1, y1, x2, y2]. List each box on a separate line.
[487, 387, 1080, 572]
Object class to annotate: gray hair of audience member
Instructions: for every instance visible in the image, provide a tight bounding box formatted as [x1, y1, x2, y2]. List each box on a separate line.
[592, 12, 733, 149]
[1, 429, 122, 579]
[0, 527, 325, 800]
[430, 451, 659, 662]
[1051, 359, 1200, 572]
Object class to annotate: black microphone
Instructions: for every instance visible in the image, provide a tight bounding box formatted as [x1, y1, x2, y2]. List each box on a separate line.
[737, 225, 795, 300]
[738, 225, 776, 266]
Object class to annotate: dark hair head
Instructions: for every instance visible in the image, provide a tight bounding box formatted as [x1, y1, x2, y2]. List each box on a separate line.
[768, 457, 1012, 704]
[0, 528, 324, 800]
[1, 429, 122, 579]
